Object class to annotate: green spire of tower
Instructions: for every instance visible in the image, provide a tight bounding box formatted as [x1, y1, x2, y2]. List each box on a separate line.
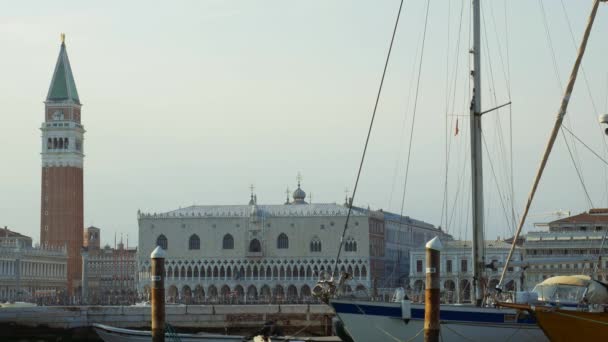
[46, 33, 80, 104]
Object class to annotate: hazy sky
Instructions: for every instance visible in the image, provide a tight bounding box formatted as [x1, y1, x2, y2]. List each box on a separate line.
[1, 0, 608, 247]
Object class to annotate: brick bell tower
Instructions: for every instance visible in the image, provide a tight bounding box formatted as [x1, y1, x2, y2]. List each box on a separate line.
[40, 34, 85, 296]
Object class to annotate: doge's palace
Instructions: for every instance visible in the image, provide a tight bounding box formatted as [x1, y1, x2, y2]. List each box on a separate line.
[137, 182, 372, 303]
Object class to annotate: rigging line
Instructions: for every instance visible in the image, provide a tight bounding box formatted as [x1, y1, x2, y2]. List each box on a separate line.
[481, 3, 515, 233]
[538, 0, 563, 91]
[560, 0, 608, 206]
[380, 0, 432, 290]
[561, 0, 603, 120]
[538, 0, 586, 195]
[388, 10, 424, 211]
[497, 0, 602, 290]
[487, 0, 511, 96]
[562, 125, 608, 166]
[448, 128, 471, 232]
[331, 0, 405, 278]
[482, 131, 516, 236]
[449, 0, 472, 239]
[441, 0, 452, 230]
[397, 0, 431, 222]
[560, 129, 594, 208]
[502, 0, 518, 238]
[481, 6, 511, 201]
[441, 0, 466, 231]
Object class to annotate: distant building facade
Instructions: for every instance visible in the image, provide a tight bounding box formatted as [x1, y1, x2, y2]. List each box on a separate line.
[137, 181, 446, 303]
[0, 227, 67, 302]
[82, 227, 138, 305]
[382, 211, 450, 288]
[39, 37, 85, 296]
[349, 207, 451, 293]
[523, 209, 608, 289]
[408, 240, 522, 303]
[137, 183, 374, 303]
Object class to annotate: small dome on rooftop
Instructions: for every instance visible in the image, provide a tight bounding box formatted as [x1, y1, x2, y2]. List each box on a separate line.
[292, 182, 307, 204]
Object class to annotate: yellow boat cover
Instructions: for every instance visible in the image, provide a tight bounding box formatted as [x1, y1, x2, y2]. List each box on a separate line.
[538, 275, 591, 287]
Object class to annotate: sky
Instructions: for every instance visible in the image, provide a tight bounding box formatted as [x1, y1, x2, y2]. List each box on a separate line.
[1, 0, 608, 247]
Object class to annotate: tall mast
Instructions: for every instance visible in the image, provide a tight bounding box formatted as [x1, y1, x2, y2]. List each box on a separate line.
[470, 0, 485, 307]
[497, 0, 605, 290]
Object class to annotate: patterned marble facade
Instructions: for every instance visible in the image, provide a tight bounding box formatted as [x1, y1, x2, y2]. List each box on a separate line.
[137, 184, 372, 303]
[137, 182, 446, 303]
[0, 227, 67, 302]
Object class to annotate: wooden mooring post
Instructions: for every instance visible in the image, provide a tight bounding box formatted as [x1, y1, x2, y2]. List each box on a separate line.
[151, 246, 166, 342]
[424, 237, 442, 342]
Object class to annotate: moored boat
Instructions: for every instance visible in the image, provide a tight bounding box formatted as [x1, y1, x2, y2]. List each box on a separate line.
[498, 275, 608, 342]
[93, 324, 246, 342]
[331, 299, 545, 342]
[93, 323, 342, 342]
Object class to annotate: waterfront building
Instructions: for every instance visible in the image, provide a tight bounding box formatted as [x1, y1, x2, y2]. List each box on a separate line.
[39, 35, 85, 296]
[347, 207, 451, 295]
[82, 227, 138, 304]
[523, 208, 608, 289]
[0, 227, 67, 302]
[81, 227, 137, 304]
[137, 182, 381, 303]
[381, 211, 450, 288]
[137, 181, 444, 303]
[408, 239, 522, 303]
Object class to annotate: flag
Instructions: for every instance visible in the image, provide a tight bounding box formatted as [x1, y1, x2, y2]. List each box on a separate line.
[455, 118, 459, 136]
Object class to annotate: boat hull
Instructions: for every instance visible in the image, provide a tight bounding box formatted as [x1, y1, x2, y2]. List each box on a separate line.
[93, 324, 245, 342]
[535, 308, 608, 342]
[331, 300, 547, 342]
[497, 303, 608, 342]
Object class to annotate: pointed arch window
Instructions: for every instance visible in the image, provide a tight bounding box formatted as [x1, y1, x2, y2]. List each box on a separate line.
[222, 234, 234, 249]
[277, 233, 289, 249]
[189, 234, 200, 250]
[344, 237, 357, 252]
[249, 239, 261, 252]
[156, 234, 168, 250]
[310, 237, 322, 252]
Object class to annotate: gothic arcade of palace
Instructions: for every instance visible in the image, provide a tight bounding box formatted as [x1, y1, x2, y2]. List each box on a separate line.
[137, 185, 448, 303]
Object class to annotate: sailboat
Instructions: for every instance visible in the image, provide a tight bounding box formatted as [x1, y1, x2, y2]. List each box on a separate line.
[498, 275, 608, 341]
[328, 0, 606, 341]
[493, 0, 608, 339]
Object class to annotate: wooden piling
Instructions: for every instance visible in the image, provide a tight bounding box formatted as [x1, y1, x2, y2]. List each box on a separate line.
[151, 246, 166, 342]
[424, 237, 442, 342]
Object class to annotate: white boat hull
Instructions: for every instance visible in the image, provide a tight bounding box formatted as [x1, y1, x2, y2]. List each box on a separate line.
[331, 300, 548, 342]
[93, 324, 245, 342]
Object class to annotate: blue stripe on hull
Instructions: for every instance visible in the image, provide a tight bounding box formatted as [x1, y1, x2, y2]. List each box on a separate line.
[331, 301, 537, 325]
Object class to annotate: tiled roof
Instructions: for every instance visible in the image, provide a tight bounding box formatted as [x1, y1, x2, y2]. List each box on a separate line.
[549, 210, 608, 225]
[0, 227, 29, 239]
[443, 240, 512, 249]
[156, 203, 366, 218]
[46, 40, 80, 104]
